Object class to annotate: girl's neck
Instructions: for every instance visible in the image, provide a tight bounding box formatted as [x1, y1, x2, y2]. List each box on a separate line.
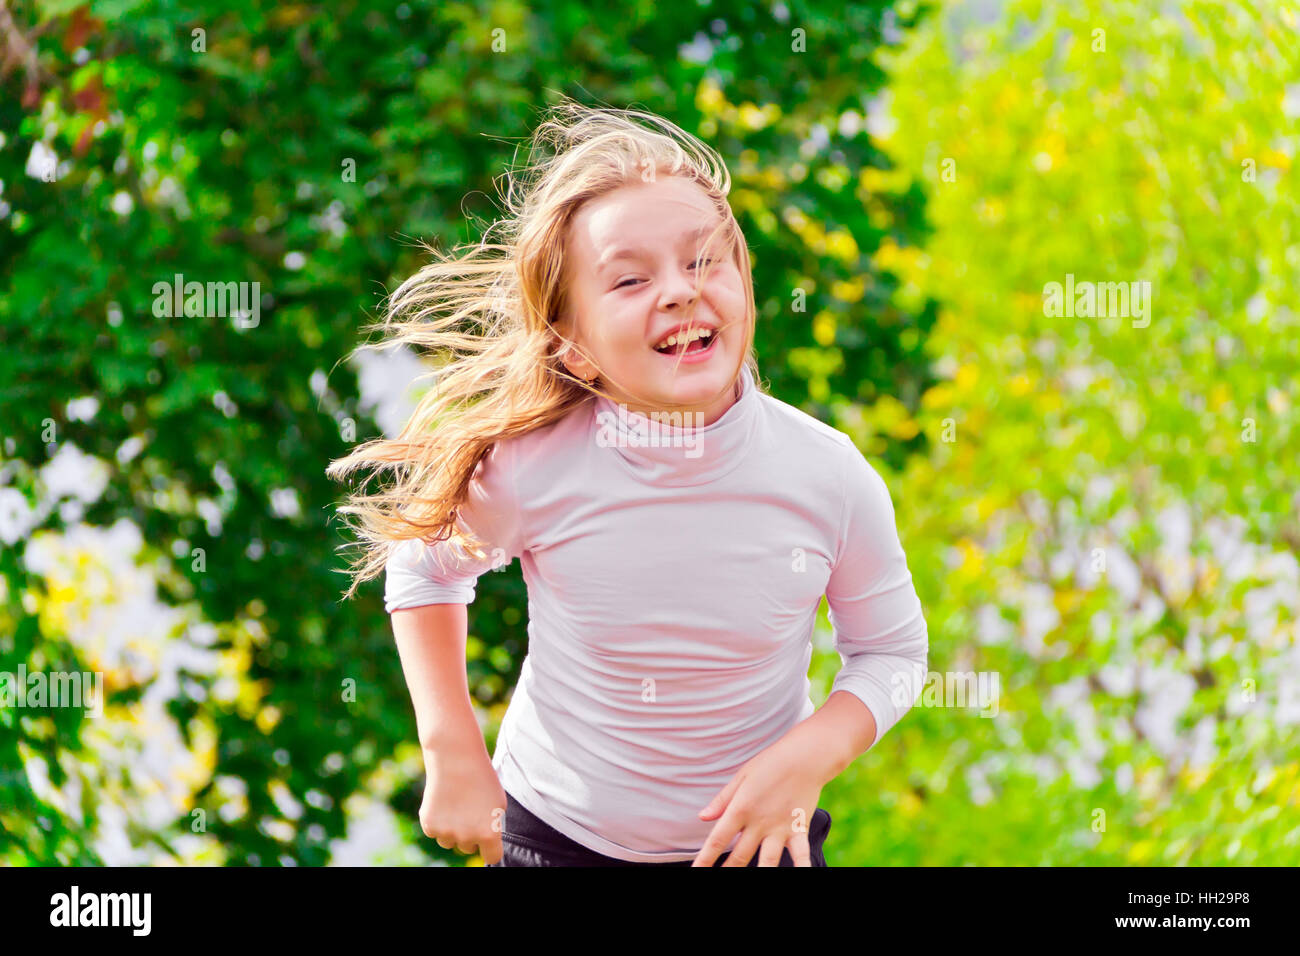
[617, 376, 741, 428]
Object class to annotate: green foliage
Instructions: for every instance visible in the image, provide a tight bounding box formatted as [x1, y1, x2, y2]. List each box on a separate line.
[833, 0, 1300, 865]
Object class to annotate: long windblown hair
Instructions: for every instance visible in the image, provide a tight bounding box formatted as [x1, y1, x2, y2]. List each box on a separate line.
[326, 98, 760, 600]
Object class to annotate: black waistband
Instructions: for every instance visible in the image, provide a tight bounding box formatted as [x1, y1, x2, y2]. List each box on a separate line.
[499, 789, 831, 865]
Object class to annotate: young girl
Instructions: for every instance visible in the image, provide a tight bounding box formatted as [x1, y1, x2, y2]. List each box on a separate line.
[327, 100, 929, 867]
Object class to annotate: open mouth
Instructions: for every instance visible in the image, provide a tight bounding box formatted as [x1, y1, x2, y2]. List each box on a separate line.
[652, 327, 717, 357]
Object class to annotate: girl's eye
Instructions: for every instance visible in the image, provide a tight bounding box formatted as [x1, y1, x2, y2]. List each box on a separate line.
[613, 259, 714, 290]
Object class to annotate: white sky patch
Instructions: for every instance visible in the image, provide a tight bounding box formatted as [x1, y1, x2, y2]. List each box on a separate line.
[41, 443, 111, 504]
[25, 141, 57, 180]
[66, 396, 100, 422]
[351, 344, 428, 438]
[328, 793, 434, 866]
[269, 487, 301, 519]
[195, 497, 223, 537]
[1283, 83, 1300, 119]
[1134, 666, 1197, 758]
[116, 435, 145, 466]
[865, 90, 898, 142]
[0, 486, 42, 545]
[974, 602, 1013, 645]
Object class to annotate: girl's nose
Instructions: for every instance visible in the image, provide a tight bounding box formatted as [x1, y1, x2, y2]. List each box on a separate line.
[658, 266, 700, 310]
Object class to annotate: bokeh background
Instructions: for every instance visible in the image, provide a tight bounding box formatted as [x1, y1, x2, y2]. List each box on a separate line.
[1, 0, 1296, 865]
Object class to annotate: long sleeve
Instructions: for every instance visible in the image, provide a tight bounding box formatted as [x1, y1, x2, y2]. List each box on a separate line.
[383, 438, 525, 612]
[824, 438, 929, 751]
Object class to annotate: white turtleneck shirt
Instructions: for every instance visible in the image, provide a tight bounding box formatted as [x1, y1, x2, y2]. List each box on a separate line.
[384, 363, 929, 862]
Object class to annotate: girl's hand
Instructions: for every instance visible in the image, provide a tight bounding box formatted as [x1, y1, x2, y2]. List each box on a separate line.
[692, 735, 828, 867]
[419, 744, 508, 865]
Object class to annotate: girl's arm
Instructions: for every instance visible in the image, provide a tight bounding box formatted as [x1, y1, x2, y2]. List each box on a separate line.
[391, 603, 483, 751]
[382, 439, 526, 861]
[391, 601, 509, 863]
[760, 443, 928, 787]
[821, 439, 930, 758]
[383, 437, 523, 747]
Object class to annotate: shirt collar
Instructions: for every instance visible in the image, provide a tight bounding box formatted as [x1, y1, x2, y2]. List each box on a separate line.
[592, 363, 759, 487]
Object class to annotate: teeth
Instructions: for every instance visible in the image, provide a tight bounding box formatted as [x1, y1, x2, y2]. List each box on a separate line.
[655, 328, 713, 351]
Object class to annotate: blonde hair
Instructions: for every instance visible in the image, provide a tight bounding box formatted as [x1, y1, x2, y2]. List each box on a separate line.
[326, 98, 760, 600]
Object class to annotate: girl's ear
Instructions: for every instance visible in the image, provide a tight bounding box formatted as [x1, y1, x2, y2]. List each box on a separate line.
[561, 347, 597, 383]
[552, 314, 596, 382]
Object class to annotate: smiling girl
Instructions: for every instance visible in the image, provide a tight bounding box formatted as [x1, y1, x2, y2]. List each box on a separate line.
[327, 100, 929, 867]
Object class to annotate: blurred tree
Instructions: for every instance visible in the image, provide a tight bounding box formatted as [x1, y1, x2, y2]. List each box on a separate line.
[823, 0, 1300, 864]
[0, 0, 934, 863]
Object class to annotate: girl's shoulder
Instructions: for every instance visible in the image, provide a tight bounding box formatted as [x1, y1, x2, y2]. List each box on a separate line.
[753, 391, 891, 503]
[487, 395, 596, 475]
[754, 390, 859, 457]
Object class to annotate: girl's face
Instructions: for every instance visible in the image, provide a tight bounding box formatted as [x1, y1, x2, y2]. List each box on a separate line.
[557, 175, 749, 427]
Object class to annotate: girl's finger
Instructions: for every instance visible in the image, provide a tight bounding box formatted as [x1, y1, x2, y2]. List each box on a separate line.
[699, 772, 744, 820]
[693, 812, 745, 867]
[787, 831, 813, 867]
[756, 835, 786, 867]
[720, 828, 764, 867]
[478, 835, 504, 865]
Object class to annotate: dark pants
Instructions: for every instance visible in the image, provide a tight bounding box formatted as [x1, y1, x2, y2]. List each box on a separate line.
[487, 789, 831, 867]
